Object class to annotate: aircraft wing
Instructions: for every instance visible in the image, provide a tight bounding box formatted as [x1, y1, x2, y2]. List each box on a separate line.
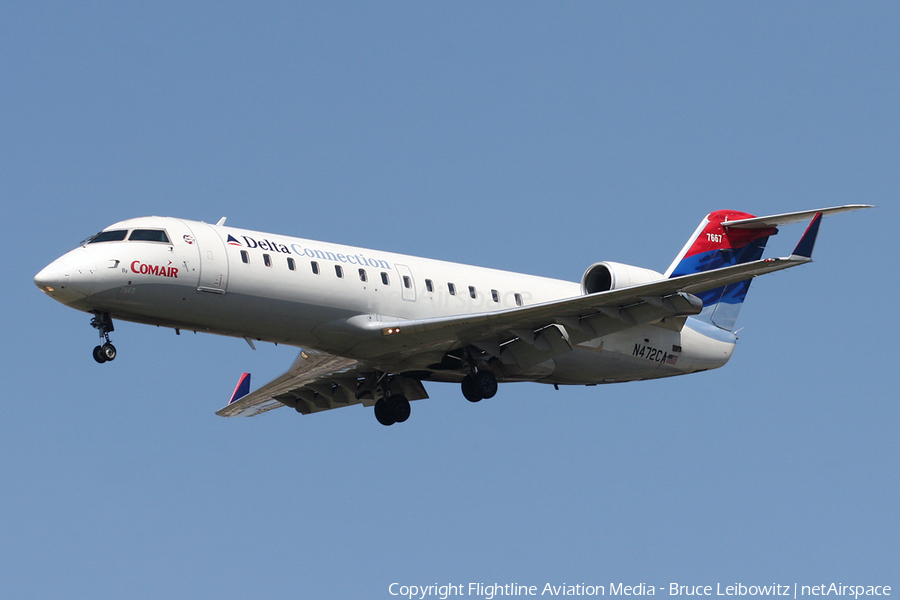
[367, 252, 809, 365]
[220, 208, 854, 415]
[328, 214, 826, 371]
[216, 349, 362, 417]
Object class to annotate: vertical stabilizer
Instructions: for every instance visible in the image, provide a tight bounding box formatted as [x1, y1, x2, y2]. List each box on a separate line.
[665, 210, 777, 331]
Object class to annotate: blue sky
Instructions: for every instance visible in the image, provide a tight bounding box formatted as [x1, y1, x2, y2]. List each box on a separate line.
[2, 3, 897, 598]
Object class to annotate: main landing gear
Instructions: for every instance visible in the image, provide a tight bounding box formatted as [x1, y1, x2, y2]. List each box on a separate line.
[461, 370, 497, 403]
[90, 311, 117, 364]
[369, 372, 413, 426]
[374, 394, 411, 426]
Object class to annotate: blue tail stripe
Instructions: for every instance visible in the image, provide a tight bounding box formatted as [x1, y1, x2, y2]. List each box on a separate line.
[670, 229, 772, 332]
[670, 238, 769, 278]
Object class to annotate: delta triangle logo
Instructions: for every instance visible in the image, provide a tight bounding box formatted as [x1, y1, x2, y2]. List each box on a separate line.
[226, 234, 242, 246]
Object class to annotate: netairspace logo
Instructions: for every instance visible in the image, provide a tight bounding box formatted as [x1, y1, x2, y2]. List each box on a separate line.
[386, 583, 892, 600]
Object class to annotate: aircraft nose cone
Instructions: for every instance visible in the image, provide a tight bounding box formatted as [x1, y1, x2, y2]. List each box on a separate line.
[34, 260, 70, 293]
[35, 249, 97, 304]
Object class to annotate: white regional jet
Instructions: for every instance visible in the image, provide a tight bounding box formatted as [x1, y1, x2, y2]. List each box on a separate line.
[35, 205, 869, 425]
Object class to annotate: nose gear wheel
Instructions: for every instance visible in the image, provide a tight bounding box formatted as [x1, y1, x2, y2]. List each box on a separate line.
[90, 311, 117, 363]
[92, 343, 117, 363]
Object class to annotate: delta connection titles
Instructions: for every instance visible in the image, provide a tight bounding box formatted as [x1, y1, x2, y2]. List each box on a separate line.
[388, 583, 891, 600]
[233, 234, 393, 270]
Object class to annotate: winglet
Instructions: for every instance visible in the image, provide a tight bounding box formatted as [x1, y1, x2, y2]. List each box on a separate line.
[229, 373, 251, 405]
[791, 212, 822, 259]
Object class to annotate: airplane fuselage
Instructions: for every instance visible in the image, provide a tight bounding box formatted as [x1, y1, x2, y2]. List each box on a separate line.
[35, 216, 735, 387]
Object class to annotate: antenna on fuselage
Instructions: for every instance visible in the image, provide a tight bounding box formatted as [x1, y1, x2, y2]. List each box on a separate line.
[216, 217, 227, 226]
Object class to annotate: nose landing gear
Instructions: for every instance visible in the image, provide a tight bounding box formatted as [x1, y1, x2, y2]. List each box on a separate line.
[90, 311, 116, 364]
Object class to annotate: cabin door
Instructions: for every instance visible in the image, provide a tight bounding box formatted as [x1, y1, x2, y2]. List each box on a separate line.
[185, 223, 229, 294]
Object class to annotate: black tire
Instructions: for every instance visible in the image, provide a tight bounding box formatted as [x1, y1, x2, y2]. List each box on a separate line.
[93, 345, 107, 364]
[474, 370, 498, 399]
[388, 394, 411, 423]
[374, 398, 395, 426]
[101, 343, 117, 361]
[461, 375, 483, 402]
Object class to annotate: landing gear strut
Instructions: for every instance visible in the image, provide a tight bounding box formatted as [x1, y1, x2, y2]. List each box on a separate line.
[461, 370, 497, 403]
[90, 311, 116, 364]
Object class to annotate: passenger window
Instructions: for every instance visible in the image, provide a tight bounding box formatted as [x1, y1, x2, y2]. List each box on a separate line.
[403, 275, 412, 289]
[425, 279, 434, 292]
[381, 272, 389, 285]
[263, 254, 272, 267]
[359, 269, 367, 282]
[335, 265, 344, 278]
[311, 261, 319, 274]
[241, 250, 250, 264]
[129, 229, 169, 243]
[287, 257, 296, 271]
[515, 293, 523, 307]
[491, 289, 499, 303]
[448, 283, 456, 295]
[469, 286, 477, 299]
[87, 230, 128, 243]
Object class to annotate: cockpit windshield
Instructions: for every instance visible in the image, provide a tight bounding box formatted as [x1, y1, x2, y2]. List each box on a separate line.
[85, 230, 128, 244]
[81, 228, 171, 246]
[129, 229, 170, 243]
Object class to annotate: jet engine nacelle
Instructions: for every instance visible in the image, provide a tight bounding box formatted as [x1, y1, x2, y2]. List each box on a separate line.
[581, 261, 665, 294]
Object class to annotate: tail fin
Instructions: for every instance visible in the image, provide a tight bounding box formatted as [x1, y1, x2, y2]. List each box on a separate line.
[665, 210, 777, 331]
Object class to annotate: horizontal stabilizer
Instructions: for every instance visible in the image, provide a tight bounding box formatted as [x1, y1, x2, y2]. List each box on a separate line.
[722, 204, 872, 229]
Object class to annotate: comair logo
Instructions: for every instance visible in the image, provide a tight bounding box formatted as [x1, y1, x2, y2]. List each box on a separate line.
[131, 260, 179, 278]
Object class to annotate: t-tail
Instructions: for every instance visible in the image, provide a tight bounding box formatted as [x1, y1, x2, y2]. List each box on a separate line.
[664, 205, 871, 332]
[664, 210, 774, 331]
